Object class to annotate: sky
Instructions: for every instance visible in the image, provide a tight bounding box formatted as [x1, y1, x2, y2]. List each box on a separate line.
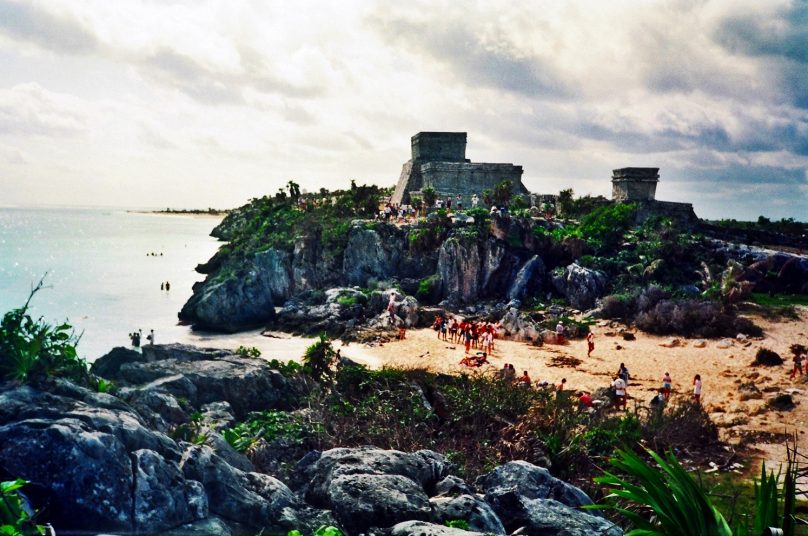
[0, 0, 806, 220]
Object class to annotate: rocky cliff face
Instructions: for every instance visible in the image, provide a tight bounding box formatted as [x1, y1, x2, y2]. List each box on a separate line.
[181, 215, 580, 332]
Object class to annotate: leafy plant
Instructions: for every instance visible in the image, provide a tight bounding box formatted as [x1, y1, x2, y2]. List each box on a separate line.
[235, 345, 262, 358]
[287, 526, 343, 536]
[0, 479, 46, 536]
[223, 410, 323, 453]
[0, 278, 88, 386]
[591, 447, 732, 536]
[444, 519, 470, 530]
[267, 359, 302, 376]
[302, 333, 337, 383]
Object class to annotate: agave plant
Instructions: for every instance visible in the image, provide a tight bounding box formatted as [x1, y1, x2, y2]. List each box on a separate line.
[590, 447, 732, 536]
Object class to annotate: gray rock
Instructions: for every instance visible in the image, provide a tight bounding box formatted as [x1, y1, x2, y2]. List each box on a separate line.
[0, 417, 133, 531]
[254, 248, 294, 302]
[127, 390, 189, 433]
[434, 475, 474, 497]
[512, 497, 622, 536]
[343, 223, 406, 286]
[178, 262, 276, 332]
[552, 263, 608, 310]
[508, 255, 545, 301]
[480, 460, 593, 509]
[430, 494, 506, 534]
[438, 236, 483, 303]
[328, 473, 432, 531]
[101, 344, 305, 419]
[200, 401, 237, 431]
[133, 449, 205, 532]
[90, 346, 147, 377]
[391, 520, 484, 536]
[294, 447, 452, 502]
[161, 516, 233, 536]
[179, 445, 302, 532]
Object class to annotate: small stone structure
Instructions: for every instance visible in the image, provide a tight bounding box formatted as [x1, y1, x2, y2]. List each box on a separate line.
[391, 132, 528, 206]
[611, 167, 659, 202]
[611, 167, 697, 224]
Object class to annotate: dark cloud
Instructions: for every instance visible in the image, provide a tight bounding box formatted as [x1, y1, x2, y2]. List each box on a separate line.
[716, 4, 808, 65]
[141, 47, 244, 105]
[368, 14, 573, 99]
[0, 0, 98, 53]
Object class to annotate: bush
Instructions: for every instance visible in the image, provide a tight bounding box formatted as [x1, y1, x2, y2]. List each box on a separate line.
[0, 479, 47, 535]
[223, 410, 323, 453]
[303, 333, 337, 383]
[600, 294, 635, 319]
[0, 279, 89, 386]
[235, 345, 261, 358]
[754, 348, 783, 366]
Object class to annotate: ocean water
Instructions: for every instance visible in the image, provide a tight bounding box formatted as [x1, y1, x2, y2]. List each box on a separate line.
[0, 207, 314, 361]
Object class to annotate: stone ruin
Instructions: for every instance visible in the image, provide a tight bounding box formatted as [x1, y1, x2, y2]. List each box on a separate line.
[390, 132, 528, 206]
[611, 167, 697, 224]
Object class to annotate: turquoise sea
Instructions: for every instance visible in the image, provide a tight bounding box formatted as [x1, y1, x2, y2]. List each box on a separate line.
[0, 207, 313, 361]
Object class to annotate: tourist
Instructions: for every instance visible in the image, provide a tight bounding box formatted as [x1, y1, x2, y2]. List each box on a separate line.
[790, 351, 804, 379]
[446, 196, 452, 210]
[693, 374, 702, 403]
[612, 376, 627, 410]
[464, 327, 472, 353]
[165, 281, 170, 292]
[504, 364, 516, 382]
[129, 330, 142, 348]
[556, 378, 567, 399]
[650, 388, 666, 411]
[662, 371, 672, 398]
[398, 326, 406, 340]
[456, 194, 463, 210]
[517, 370, 532, 387]
[617, 362, 629, 384]
[146, 329, 155, 346]
[578, 390, 593, 409]
[160, 282, 164, 291]
[449, 318, 458, 343]
[586, 331, 594, 357]
[498, 363, 509, 380]
[490, 205, 498, 215]
[471, 194, 479, 208]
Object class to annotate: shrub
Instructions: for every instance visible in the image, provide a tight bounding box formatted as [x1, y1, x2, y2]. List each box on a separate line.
[303, 333, 337, 383]
[600, 294, 635, 319]
[235, 345, 261, 358]
[754, 348, 784, 366]
[223, 410, 323, 453]
[0, 279, 89, 386]
[0, 478, 47, 536]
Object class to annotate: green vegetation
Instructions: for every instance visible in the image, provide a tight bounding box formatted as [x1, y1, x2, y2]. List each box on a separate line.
[0, 479, 47, 536]
[223, 361, 723, 484]
[712, 216, 807, 238]
[421, 186, 438, 208]
[0, 279, 89, 387]
[444, 519, 470, 530]
[169, 411, 209, 445]
[287, 526, 343, 536]
[223, 410, 323, 453]
[750, 293, 808, 308]
[593, 448, 805, 536]
[235, 345, 262, 358]
[302, 333, 337, 383]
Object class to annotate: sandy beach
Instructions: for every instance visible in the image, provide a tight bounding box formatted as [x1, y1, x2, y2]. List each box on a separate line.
[337, 308, 808, 474]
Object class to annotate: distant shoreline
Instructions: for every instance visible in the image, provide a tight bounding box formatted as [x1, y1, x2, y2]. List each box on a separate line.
[127, 209, 229, 218]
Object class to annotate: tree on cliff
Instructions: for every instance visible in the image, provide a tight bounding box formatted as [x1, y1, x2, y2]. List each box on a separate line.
[422, 187, 437, 208]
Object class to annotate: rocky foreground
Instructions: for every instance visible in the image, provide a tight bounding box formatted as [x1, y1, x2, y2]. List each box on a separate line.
[0, 344, 622, 536]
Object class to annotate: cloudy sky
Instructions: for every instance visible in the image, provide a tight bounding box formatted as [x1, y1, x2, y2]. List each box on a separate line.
[0, 0, 806, 220]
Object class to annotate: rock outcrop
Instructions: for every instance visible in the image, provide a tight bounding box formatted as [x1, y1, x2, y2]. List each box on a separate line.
[552, 263, 608, 310]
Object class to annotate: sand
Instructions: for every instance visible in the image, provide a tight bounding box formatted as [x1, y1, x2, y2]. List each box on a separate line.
[338, 308, 808, 476]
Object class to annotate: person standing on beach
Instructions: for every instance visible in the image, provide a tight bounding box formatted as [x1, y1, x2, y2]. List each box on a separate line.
[165, 281, 170, 291]
[790, 351, 804, 379]
[586, 332, 594, 357]
[693, 374, 702, 403]
[662, 371, 672, 398]
[147, 329, 155, 345]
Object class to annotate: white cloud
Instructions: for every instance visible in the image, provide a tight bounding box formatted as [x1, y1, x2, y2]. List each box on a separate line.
[0, 0, 804, 219]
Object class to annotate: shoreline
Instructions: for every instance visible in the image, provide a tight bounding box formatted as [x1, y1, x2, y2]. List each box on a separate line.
[126, 209, 228, 219]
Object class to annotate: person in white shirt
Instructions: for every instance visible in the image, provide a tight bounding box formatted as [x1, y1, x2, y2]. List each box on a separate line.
[612, 376, 627, 410]
[693, 374, 702, 403]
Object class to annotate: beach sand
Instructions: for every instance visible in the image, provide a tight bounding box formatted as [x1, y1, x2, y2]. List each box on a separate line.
[337, 308, 808, 476]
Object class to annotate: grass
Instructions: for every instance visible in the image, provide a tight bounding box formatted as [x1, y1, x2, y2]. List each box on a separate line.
[750, 293, 808, 308]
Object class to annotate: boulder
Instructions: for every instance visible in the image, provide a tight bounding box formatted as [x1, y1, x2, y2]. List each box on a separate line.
[430, 494, 506, 534]
[90, 346, 148, 378]
[328, 473, 432, 531]
[98, 344, 305, 419]
[161, 516, 233, 536]
[178, 263, 276, 332]
[479, 460, 594, 510]
[391, 521, 485, 536]
[132, 449, 206, 532]
[180, 445, 334, 533]
[738, 382, 762, 401]
[491, 496, 623, 536]
[769, 394, 796, 411]
[507, 255, 545, 301]
[433, 475, 474, 497]
[552, 263, 608, 310]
